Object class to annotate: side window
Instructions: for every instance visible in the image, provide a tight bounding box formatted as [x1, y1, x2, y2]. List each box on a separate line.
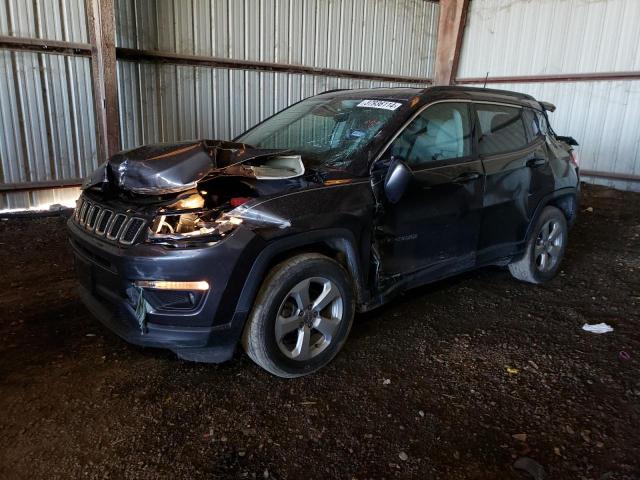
[389, 102, 472, 168]
[476, 104, 527, 155]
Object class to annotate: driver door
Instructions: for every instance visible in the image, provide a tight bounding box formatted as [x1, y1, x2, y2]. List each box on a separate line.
[375, 101, 485, 282]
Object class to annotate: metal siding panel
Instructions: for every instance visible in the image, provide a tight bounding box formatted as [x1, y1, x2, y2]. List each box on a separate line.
[0, 50, 25, 184]
[0, 1, 8, 35]
[0, 187, 81, 212]
[0, 1, 95, 210]
[156, 0, 177, 52]
[459, 0, 640, 77]
[117, 60, 137, 149]
[73, 55, 98, 178]
[1, 0, 87, 42]
[43, 53, 71, 178]
[115, 0, 137, 48]
[15, 51, 49, 182]
[117, 0, 438, 76]
[244, 0, 260, 62]
[4, 0, 37, 38]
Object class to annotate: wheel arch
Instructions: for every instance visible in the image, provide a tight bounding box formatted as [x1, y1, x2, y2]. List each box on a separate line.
[526, 187, 579, 242]
[548, 191, 579, 228]
[234, 229, 369, 319]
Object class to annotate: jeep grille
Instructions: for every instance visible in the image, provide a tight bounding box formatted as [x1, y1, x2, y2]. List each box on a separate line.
[73, 196, 147, 245]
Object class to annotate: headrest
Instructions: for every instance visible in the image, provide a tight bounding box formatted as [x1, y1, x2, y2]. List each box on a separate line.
[405, 116, 428, 136]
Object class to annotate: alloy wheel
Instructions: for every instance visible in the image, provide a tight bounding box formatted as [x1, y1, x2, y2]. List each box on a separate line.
[534, 219, 563, 272]
[275, 277, 344, 361]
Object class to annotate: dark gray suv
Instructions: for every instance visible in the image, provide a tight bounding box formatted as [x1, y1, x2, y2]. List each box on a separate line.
[68, 86, 580, 377]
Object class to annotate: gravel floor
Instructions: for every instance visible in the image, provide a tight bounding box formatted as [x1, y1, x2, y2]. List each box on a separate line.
[0, 183, 639, 480]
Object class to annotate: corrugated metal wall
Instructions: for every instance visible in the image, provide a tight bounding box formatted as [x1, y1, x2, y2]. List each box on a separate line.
[3, 0, 640, 211]
[114, 0, 439, 148]
[116, 0, 439, 77]
[458, 0, 640, 191]
[0, 0, 97, 210]
[0, 0, 439, 210]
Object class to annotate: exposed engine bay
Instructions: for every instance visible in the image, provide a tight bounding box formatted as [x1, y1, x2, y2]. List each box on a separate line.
[81, 140, 315, 244]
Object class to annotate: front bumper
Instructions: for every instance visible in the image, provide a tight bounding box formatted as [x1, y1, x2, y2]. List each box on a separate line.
[68, 219, 261, 362]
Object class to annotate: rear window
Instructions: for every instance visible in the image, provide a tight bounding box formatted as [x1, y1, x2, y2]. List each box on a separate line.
[475, 104, 527, 155]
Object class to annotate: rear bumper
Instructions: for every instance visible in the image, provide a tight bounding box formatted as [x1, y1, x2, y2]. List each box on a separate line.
[68, 218, 259, 363]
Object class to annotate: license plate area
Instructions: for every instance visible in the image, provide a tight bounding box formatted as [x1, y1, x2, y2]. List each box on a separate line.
[75, 257, 93, 292]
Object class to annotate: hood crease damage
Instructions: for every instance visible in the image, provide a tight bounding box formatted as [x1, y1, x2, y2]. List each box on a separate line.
[83, 140, 306, 196]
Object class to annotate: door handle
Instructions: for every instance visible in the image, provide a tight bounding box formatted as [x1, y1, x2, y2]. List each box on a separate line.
[527, 157, 547, 168]
[452, 172, 481, 183]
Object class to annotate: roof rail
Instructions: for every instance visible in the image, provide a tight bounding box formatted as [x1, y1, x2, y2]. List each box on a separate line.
[318, 88, 349, 95]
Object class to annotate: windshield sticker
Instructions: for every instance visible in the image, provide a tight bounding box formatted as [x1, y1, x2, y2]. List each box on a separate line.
[357, 99, 402, 111]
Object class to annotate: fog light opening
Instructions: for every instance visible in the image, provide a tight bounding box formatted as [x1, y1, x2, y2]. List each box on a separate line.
[134, 280, 210, 291]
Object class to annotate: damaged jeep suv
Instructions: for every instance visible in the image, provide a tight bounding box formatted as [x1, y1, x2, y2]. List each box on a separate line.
[69, 86, 579, 377]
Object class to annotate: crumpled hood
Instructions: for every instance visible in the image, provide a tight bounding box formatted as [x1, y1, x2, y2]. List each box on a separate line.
[83, 140, 291, 195]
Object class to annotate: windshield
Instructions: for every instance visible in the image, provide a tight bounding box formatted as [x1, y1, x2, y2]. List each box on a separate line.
[236, 96, 405, 168]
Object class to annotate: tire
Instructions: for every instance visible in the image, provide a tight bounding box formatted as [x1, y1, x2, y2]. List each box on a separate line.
[242, 253, 355, 378]
[508, 206, 568, 284]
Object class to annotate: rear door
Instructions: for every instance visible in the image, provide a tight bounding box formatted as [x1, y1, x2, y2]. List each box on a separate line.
[474, 102, 543, 262]
[522, 108, 556, 211]
[375, 101, 484, 280]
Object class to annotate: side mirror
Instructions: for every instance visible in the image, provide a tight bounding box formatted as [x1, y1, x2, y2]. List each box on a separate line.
[384, 158, 412, 204]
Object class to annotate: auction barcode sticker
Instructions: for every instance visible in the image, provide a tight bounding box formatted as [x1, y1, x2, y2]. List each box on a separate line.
[356, 99, 402, 111]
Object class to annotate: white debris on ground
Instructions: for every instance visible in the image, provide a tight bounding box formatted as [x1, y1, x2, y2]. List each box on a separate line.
[582, 323, 614, 334]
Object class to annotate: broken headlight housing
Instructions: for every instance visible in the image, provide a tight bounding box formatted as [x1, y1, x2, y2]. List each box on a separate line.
[148, 209, 243, 242]
[147, 202, 291, 244]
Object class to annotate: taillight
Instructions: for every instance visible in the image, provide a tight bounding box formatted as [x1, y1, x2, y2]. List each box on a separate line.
[569, 151, 579, 167]
[230, 197, 252, 207]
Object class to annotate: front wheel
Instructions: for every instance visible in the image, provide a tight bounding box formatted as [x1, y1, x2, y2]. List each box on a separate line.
[242, 253, 355, 378]
[509, 206, 568, 284]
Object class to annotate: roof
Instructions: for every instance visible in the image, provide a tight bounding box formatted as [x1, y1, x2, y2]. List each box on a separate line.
[316, 87, 424, 101]
[317, 85, 541, 109]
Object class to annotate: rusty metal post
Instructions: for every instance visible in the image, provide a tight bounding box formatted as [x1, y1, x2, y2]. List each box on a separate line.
[434, 0, 470, 86]
[87, 0, 120, 161]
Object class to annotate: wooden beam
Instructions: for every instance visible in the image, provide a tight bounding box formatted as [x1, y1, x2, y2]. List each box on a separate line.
[0, 179, 83, 193]
[434, 0, 470, 86]
[457, 71, 640, 84]
[0, 35, 92, 56]
[87, 0, 120, 162]
[116, 48, 434, 85]
[580, 170, 640, 183]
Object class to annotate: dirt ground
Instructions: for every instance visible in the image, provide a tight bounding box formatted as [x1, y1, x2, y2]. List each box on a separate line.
[0, 183, 638, 480]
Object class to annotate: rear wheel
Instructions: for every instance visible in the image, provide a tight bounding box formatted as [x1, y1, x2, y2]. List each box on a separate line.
[242, 253, 355, 378]
[509, 206, 568, 284]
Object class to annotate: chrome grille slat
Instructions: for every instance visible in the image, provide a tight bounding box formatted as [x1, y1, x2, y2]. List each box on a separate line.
[106, 214, 128, 240]
[79, 201, 90, 225]
[87, 205, 101, 230]
[95, 209, 113, 236]
[74, 198, 84, 220]
[119, 217, 146, 245]
[85, 205, 95, 227]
